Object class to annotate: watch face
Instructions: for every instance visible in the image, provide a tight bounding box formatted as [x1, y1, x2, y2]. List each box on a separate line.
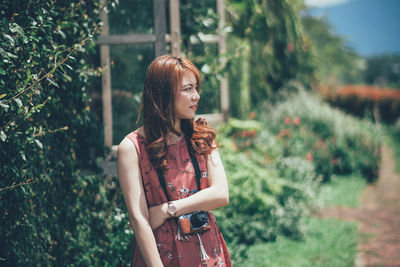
[168, 203, 177, 216]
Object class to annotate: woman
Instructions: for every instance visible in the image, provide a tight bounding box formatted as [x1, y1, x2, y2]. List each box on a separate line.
[117, 55, 232, 266]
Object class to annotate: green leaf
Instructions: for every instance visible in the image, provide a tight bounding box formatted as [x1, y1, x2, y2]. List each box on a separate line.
[0, 130, 6, 142]
[20, 152, 27, 161]
[23, 69, 32, 86]
[6, 52, 18, 59]
[0, 101, 9, 111]
[0, 47, 8, 58]
[34, 139, 43, 149]
[0, 68, 5, 75]
[46, 77, 59, 88]
[57, 29, 66, 39]
[10, 22, 25, 36]
[0, 94, 6, 99]
[3, 34, 15, 46]
[15, 98, 23, 107]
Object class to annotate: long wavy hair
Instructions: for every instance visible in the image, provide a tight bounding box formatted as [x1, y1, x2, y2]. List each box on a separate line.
[140, 55, 218, 169]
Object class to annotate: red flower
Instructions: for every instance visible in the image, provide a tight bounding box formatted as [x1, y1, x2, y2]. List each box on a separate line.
[293, 117, 300, 126]
[284, 117, 291, 125]
[287, 43, 294, 52]
[249, 112, 256, 119]
[306, 152, 313, 162]
[280, 129, 291, 138]
[241, 130, 250, 138]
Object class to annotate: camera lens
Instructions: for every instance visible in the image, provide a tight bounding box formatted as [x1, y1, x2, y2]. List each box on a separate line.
[190, 211, 208, 228]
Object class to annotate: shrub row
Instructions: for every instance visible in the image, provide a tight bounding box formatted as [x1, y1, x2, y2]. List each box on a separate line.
[213, 92, 382, 263]
[215, 118, 319, 264]
[261, 91, 382, 182]
[323, 85, 400, 124]
[0, 1, 112, 265]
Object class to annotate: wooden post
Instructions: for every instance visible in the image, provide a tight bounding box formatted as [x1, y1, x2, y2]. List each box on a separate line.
[217, 0, 229, 121]
[100, 3, 113, 147]
[154, 0, 167, 57]
[169, 0, 181, 56]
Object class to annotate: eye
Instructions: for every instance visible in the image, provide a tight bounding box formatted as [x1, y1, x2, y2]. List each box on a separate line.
[182, 86, 192, 91]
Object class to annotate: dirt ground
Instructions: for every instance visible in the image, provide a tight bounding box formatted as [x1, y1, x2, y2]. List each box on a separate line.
[319, 146, 400, 267]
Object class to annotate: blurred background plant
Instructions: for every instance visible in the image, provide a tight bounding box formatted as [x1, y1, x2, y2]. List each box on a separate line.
[1, 0, 399, 265]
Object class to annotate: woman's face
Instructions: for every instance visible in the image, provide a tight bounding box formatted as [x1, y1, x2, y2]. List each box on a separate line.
[174, 70, 200, 120]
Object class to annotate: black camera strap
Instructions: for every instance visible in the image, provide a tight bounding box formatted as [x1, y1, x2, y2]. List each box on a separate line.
[156, 138, 201, 202]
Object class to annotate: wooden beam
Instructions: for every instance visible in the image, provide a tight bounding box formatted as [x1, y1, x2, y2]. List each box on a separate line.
[95, 34, 156, 45]
[153, 0, 167, 57]
[169, 0, 181, 56]
[190, 33, 221, 44]
[100, 3, 113, 147]
[217, 0, 229, 122]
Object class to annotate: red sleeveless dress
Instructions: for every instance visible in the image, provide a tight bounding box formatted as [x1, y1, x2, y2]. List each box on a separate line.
[126, 132, 232, 267]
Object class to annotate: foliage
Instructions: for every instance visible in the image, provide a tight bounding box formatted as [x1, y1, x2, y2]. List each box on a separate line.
[322, 85, 400, 124]
[214, 97, 380, 263]
[316, 174, 366, 208]
[0, 0, 119, 265]
[364, 54, 400, 89]
[301, 15, 365, 87]
[226, 0, 315, 104]
[387, 122, 400, 173]
[215, 119, 318, 264]
[242, 171, 366, 267]
[104, 0, 155, 143]
[260, 91, 382, 182]
[226, 36, 252, 118]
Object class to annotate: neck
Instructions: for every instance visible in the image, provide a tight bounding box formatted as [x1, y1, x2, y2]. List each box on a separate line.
[174, 119, 181, 133]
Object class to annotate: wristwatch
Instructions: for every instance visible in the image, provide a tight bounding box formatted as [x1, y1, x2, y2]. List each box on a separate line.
[167, 201, 177, 218]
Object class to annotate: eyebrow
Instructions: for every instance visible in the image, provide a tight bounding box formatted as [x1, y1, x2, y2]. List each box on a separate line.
[181, 83, 196, 87]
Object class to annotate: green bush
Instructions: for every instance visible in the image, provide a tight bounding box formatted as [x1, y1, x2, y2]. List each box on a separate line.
[215, 120, 318, 264]
[387, 122, 400, 173]
[260, 91, 382, 182]
[0, 1, 126, 265]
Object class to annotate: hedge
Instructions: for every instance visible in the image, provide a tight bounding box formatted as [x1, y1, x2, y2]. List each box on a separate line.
[0, 1, 116, 265]
[323, 85, 400, 124]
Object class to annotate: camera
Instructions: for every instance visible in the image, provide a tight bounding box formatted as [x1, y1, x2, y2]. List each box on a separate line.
[177, 211, 211, 235]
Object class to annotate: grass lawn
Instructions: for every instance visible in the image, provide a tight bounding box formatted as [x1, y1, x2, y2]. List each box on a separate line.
[239, 174, 366, 267]
[243, 218, 357, 267]
[386, 127, 400, 173]
[317, 174, 366, 208]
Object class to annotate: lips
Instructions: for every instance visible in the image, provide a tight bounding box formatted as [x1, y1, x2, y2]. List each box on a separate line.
[190, 104, 197, 110]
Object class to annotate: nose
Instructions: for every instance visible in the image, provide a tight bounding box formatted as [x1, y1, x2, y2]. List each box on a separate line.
[192, 91, 200, 101]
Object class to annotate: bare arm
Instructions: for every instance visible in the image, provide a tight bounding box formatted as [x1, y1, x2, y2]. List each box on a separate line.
[117, 137, 163, 267]
[149, 148, 229, 229]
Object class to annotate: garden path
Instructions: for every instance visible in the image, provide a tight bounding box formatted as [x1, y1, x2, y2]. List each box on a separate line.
[319, 145, 400, 267]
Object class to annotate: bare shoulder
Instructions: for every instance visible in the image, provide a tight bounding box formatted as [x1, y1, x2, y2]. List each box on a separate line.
[117, 137, 138, 161]
[118, 126, 145, 154]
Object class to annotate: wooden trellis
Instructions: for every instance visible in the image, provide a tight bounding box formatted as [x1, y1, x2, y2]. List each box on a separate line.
[97, 0, 228, 148]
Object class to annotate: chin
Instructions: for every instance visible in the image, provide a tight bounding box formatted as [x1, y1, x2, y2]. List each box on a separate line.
[178, 112, 196, 120]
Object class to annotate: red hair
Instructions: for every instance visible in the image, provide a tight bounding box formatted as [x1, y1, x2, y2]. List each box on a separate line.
[140, 55, 218, 169]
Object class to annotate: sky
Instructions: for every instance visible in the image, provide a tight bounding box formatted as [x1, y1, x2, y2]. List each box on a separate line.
[305, 0, 400, 57]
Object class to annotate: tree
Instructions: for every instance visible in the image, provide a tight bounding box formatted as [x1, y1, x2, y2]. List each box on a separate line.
[226, 0, 315, 105]
[301, 15, 364, 88]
